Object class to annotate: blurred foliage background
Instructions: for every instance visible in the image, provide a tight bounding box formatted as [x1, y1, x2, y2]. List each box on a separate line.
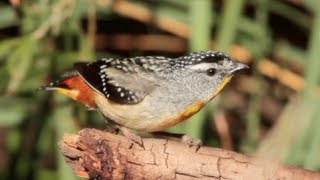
[0, 0, 320, 179]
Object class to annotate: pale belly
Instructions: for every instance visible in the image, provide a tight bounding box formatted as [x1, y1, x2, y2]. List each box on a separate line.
[93, 92, 204, 132]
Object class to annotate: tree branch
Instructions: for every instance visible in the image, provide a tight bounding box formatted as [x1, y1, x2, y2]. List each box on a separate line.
[58, 128, 320, 179]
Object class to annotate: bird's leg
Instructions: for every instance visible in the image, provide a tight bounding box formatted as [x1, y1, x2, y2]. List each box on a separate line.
[151, 132, 202, 150]
[99, 112, 143, 147]
[102, 116, 119, 134]
[117, 126, 144, 148]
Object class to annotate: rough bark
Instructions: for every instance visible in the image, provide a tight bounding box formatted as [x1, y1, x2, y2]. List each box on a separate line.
[59, 128, 320, 180]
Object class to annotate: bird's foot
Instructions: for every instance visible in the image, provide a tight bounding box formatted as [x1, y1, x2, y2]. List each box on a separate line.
[181, 134, 203, 151]
[118, 126, 144, 148]
[151, 132, 202, 151]
[104, 127, 119, 134]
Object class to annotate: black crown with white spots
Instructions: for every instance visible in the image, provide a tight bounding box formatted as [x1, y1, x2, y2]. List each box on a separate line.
[171, 51, 230, 68]
[74, 51, 230, 104]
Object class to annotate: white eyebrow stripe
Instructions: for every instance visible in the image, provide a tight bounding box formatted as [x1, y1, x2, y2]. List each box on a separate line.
[187, 63, 213, 71]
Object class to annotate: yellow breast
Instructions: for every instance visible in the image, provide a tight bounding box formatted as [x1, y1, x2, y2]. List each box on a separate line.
[146, 101, 204, 132]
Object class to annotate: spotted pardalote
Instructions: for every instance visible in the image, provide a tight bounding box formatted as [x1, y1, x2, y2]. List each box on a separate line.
[40, 51, 248, 138]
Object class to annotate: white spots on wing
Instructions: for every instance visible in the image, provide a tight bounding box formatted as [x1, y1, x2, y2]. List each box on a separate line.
[121, 67, 128, 72]
[122, 60, 129, 65]
[102, 58, 113, 63]
[94, 57, 146, 103]
[115, 59, 121, 65]
[132, 95, 138, 103]
[100, 64, 107, 69]
[99, 62, 110, 96]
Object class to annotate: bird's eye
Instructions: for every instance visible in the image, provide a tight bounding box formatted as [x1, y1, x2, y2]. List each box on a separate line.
[206, 68, 216, 76]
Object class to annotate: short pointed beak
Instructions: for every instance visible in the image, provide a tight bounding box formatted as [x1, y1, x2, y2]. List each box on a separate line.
[229, 62, 249, 74]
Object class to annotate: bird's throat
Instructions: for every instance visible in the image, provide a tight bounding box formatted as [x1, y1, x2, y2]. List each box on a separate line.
[55, 76, 97, 109]
[213, 75, 233, 97]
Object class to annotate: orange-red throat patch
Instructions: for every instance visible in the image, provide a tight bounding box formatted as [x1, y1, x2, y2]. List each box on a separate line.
[55, 76, 97, 109]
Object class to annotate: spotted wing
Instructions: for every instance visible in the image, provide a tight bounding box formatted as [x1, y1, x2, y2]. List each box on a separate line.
[73, 59, 155, 104]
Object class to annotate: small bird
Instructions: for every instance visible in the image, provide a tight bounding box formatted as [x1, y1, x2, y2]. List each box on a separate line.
[40, 50, 248, 146]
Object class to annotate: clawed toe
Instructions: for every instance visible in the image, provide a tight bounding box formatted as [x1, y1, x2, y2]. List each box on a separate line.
[119, 126, 144, 148]
[152, 132, 202, 151]
[181, 134, 203, 151]
[104, 128, 119, 134]
[127, 133, 144, 148]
